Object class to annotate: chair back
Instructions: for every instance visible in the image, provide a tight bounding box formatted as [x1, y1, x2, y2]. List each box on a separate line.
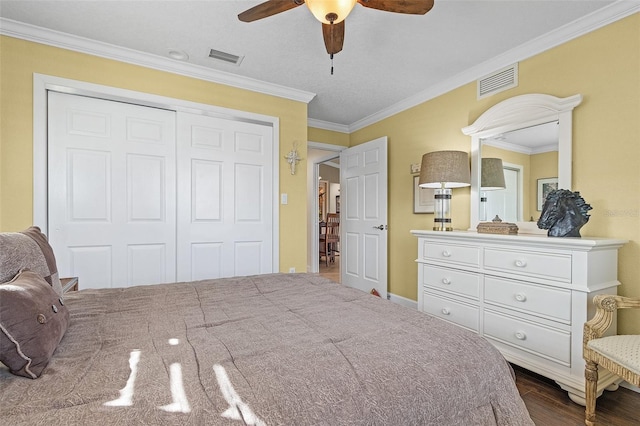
[326, 213, 340, 238]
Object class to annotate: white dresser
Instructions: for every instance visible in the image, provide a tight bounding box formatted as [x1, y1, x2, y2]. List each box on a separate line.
[411, 230, 627, 404]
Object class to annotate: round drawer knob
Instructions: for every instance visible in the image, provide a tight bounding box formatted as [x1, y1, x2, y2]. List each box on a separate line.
[442, 250, 451, 258]
[514, 293, 527, 302]
[441, 307, 451, 315]
[515, 331, 527, 340]
[441, 278, 451, 285]
[514, 259, 527, 268]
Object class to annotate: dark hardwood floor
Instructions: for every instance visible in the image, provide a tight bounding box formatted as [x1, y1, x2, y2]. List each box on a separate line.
[514, 365, 640, 426]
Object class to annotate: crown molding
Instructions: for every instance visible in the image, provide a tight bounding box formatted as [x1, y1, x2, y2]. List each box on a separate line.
[0, 18, 316, 104]
[2, 0, 637, 132]
[307, 118, 350, 133]
[345, 0, 639, 133]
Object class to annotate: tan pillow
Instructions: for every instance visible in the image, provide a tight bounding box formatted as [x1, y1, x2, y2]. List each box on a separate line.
[0, 269, 70, 379]
[0, 226, 63, 297]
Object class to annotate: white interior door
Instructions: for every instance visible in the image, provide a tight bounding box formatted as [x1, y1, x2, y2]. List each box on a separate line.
[340, 137, 388, 298]
[48, 92, 176, 289]
[176, 112, 274, 280]
[486, 167, 521, 222]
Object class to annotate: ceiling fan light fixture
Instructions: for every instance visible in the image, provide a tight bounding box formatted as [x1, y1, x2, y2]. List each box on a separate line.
[306, 0, 357, 24]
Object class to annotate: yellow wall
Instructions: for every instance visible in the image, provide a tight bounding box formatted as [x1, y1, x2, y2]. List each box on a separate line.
[2, 14, 639, 333]
[349, 14, 640, 334]
[308, 126, 350, 147]
[0, 36, 309, 272]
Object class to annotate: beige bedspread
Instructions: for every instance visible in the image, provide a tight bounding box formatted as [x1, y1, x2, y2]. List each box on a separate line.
[0, 273, 533, 425]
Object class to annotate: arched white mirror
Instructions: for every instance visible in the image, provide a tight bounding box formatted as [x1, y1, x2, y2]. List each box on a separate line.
[462, 93, 582, 233]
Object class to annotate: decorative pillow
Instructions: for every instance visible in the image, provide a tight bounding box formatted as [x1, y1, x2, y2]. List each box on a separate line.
[0, 269, 70, 379]
[0, 226, 63, 297]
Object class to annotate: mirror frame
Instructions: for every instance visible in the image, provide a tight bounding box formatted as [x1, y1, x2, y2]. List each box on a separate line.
[462, 93, 583, 233]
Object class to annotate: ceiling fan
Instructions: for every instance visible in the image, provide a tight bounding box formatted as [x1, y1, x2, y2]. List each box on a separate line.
[238, 0, 435, 72]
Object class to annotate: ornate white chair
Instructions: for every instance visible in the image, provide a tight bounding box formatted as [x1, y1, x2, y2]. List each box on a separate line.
[583, 295, 640, 426]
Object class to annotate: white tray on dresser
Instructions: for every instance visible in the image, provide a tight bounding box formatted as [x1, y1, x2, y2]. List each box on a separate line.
[411, 230, 627, 405]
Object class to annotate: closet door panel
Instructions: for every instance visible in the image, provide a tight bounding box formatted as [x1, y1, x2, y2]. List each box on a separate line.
[127, 154, 166, 221]
[48, 92, 177, 289]
[235, 164, 263, 222]
[177, 113, 273, 281]
[191, 243, 223, 280]
[49, 92, 275, 288]
[191, 159, 223, 222]
[67, 149, 111, 221]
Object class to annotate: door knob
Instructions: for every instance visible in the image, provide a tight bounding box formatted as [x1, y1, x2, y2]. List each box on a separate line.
[372, 225, 384, 230]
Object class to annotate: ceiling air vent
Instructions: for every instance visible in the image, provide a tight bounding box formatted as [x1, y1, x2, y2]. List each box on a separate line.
[208, 48, 244, 66]
[477, 63, 518, 99]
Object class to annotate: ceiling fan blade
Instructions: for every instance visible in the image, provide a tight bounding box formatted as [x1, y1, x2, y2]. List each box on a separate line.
[357, 0, 434, 15]
[322, 21, 345, 55]
[238, 0, 305, 23]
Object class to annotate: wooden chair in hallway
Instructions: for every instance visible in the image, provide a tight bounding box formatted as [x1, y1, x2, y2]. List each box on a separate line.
[320, 213, 340, 266]
[583, 294, 640, 426]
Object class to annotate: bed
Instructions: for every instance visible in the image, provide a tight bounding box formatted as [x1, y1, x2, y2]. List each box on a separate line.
[1, 232, 533, 425]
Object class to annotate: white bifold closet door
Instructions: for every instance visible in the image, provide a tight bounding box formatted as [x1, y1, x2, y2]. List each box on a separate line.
[176, 112, 273, 281]
[48, 92, 273, 289]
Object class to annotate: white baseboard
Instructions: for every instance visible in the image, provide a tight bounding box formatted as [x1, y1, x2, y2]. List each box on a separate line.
[388, 293, 418, 310]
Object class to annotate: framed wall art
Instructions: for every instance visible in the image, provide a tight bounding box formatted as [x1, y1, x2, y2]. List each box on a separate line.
[537, 177, 558, 211]
[413, 175, 435, 214]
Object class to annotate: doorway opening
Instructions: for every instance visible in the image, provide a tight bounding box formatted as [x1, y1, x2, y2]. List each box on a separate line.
[307, 142, 344, 281]
[307, 137, 388, 297]
[318, 158, 340, 282]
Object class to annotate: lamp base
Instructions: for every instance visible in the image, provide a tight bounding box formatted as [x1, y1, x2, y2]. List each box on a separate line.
[433, 188, 453, 231]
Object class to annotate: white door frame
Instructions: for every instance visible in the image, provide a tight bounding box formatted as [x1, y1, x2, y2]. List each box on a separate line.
[307, 141, 345, 273]
[32, 73, 280, 271]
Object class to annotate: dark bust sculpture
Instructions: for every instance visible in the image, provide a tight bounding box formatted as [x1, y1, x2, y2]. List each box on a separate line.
[537, 189, 592, 237]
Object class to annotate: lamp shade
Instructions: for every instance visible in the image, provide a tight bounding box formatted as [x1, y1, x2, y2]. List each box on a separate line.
[418, 151, 471, 189]
[306, 0, 357, 24]
[481, 158, 506, 190]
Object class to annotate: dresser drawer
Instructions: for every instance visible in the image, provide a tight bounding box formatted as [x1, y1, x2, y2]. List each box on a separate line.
[422, 265, 480, 300]
[423, 243, 480, 268]
[423, 292, 479, 332]
[484, 248, 571, 282]
[483, 310, 570, 365]
[484, 277, 571, 323]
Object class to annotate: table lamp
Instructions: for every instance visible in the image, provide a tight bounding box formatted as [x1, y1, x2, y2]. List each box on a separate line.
[419, 151, 471, 231]
[480, 158, 506, 221]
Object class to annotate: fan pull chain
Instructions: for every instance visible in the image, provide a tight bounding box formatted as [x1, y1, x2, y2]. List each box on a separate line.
[324, 14, 338, 75]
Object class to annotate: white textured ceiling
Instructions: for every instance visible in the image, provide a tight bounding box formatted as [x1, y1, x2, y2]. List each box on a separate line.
[0, 0, 627, 129]
[482, 121, 559, 154]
